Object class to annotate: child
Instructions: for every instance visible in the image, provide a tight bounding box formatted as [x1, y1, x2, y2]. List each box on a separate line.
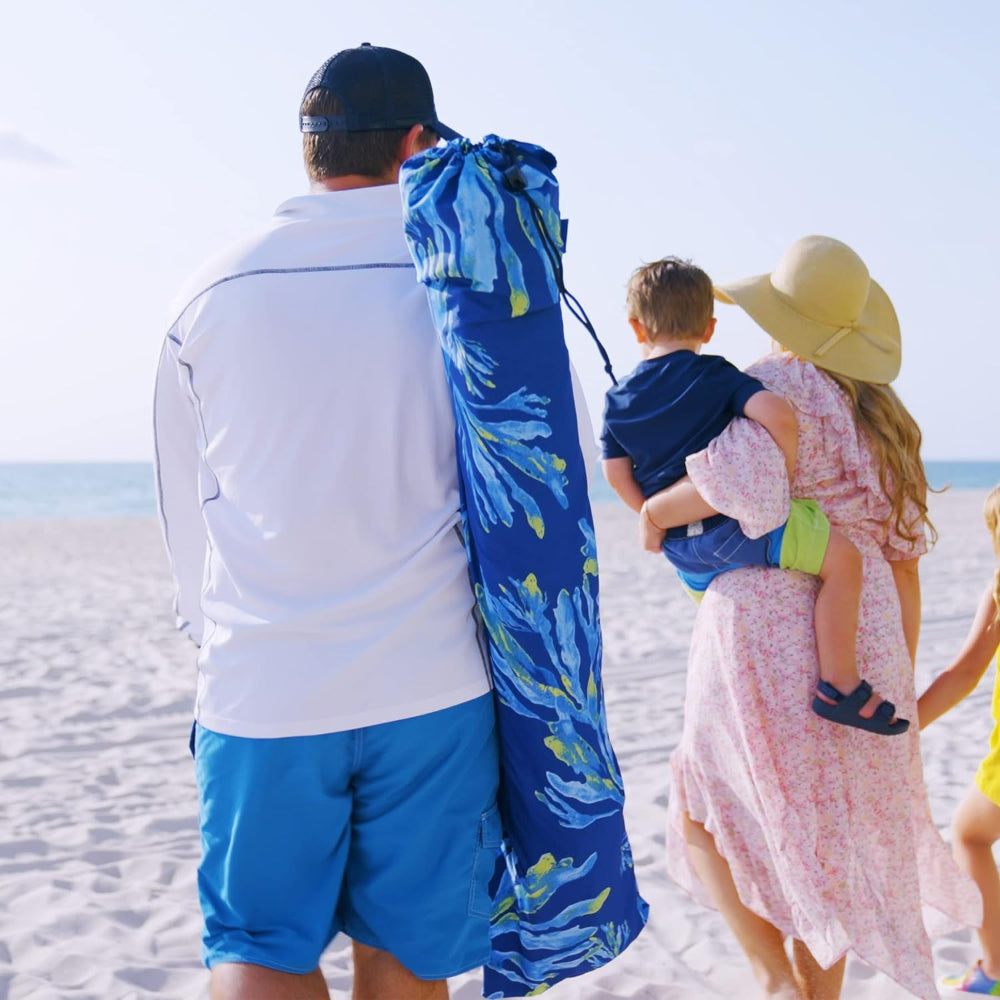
[917, 485, 1000, 995]
[602, 256, 908, 735]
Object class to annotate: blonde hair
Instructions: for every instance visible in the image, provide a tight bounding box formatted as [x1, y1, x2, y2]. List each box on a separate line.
[626, 257, 713, 341]
[985, 485, 1000, 624]
[824, 372, 935, 547]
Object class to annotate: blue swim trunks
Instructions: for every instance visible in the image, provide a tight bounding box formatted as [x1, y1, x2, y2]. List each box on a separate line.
[193, 693, 500, 979]
[663, 498, 830, 597]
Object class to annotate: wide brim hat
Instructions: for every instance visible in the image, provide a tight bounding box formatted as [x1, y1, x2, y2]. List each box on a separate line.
[714, 235, 901, 384]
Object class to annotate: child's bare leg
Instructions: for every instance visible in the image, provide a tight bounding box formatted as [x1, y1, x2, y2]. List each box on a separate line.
[952, 786, 1000, 980]
[812, 529, 882, 720]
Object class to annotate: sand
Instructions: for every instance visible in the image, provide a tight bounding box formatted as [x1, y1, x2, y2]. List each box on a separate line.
[1, 489, 996, 999]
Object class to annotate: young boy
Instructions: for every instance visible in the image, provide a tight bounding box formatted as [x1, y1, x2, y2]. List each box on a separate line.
[602, 257, 907, 735]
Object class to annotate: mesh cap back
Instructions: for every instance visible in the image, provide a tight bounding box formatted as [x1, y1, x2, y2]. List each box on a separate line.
[300, 43, 458, 139]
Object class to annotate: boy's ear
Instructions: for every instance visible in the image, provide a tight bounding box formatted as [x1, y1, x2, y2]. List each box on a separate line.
[701, 317, 717, 343]
[628, 317, 649, 343]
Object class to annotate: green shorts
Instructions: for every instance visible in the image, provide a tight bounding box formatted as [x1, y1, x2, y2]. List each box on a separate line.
[779, 498, 831, 575]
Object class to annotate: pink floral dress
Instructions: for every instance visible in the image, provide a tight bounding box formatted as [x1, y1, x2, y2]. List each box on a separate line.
[664, 353, 981, 1000]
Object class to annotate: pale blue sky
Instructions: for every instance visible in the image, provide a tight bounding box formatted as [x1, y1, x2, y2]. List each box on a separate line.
[2, 0, 997, 460]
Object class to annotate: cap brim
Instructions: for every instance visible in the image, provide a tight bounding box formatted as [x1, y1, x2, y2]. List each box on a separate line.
[715, 274, 901, 384]
[432, 121, 461, 142]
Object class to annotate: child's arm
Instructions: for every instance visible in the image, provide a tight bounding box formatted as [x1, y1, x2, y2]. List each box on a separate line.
[917, 586, 1000, 729]
[891, 558, 922, 667]
[602, 457, 645, 514]
[742, 391, 798, 480]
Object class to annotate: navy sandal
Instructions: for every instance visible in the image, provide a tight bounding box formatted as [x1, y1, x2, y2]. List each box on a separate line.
[812, 679, 910, 736]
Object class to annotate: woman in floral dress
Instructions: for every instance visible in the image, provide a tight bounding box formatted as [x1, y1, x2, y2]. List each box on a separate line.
[643, 237, 980, 999]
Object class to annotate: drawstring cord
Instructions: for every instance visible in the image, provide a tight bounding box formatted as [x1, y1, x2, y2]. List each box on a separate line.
[503, 164, 618, 386]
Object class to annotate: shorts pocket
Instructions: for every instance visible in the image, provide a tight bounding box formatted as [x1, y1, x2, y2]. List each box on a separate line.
[468, 803, 503, 918]
[711, 523, 749, 563]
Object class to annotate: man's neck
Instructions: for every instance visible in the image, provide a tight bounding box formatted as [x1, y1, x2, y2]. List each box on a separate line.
[311, 171, 398, 193]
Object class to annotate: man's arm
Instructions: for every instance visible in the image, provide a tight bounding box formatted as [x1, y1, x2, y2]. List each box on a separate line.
[569, 362, 598, 489]
[741, 390, 798, 479]
[153, 336, 207, 647]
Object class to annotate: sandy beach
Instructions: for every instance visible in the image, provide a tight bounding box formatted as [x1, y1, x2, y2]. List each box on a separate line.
[1, 489, 996, 999]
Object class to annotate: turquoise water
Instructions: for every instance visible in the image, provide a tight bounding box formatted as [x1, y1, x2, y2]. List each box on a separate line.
[923, 461, 1000, 490]
[0, 460, 997, 519]
[0, 463, 157, 519]
[586, 460, 1000, 506]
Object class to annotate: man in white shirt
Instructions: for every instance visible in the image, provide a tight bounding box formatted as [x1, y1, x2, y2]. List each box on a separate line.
[154, 44, 499, 1000]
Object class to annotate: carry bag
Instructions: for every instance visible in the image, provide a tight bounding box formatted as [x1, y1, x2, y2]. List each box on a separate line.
[401, 135, 648, 998]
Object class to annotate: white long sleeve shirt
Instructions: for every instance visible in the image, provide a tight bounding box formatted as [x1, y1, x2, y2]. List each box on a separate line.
[154, 183, 596, 739]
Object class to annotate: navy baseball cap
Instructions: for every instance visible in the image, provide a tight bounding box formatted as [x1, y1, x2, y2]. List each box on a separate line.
[299, 43, 459, 140]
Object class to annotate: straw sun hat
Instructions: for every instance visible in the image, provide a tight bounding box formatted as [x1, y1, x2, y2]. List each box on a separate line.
[714, 235, 901, 384]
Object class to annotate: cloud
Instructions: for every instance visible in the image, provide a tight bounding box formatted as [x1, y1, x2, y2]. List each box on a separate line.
[0, 131, 69, 168]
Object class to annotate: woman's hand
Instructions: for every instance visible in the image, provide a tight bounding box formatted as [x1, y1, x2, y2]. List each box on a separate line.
[639, 503, 667, 553]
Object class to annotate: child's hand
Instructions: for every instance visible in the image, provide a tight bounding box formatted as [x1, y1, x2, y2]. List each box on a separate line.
[639, 503, 666, 553]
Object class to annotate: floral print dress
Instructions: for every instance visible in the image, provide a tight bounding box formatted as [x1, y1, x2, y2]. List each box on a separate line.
[664, 353, 980, 1000]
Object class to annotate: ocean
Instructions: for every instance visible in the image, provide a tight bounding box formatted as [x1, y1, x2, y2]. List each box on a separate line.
[0, 460, 997, 520]
[0, 463, 157, 520]
[587, 459, 1000, 506]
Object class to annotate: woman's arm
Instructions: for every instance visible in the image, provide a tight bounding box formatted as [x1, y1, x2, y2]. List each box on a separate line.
[917, 586, 1000, 729]
[683, 410, 790, 543]
[640, 478, 719, 553]
[891, 557, 921, 668]
[742, 390, 798, 480]
[643, 477, 718, 532]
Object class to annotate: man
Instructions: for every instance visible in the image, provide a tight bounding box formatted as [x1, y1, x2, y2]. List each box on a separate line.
[154, 44, 501, 1000]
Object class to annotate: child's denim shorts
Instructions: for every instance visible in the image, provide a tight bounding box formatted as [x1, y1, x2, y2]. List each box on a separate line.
[663, 498, 830, 596]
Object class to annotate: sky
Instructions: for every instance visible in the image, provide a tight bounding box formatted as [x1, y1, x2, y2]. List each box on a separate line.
[1, 0, 997, 461]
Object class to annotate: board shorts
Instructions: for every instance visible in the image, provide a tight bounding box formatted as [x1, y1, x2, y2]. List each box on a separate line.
[662, 497, 830, 600]
[192, 692, 500, 979]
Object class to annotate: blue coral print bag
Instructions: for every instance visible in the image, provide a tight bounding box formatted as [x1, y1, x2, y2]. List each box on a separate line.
[401, 136, 648, 998]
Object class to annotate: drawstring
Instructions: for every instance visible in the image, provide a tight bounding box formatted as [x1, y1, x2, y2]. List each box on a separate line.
[503, 164, 617, 386]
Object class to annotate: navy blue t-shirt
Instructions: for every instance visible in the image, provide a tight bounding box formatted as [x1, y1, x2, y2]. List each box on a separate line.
[601, 351, 765, 498]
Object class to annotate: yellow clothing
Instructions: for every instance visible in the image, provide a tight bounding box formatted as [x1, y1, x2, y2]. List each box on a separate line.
[975, 651, 1000, 806]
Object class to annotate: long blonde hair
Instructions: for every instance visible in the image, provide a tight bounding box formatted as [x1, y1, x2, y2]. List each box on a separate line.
[824, 372, 935, 547]
[985, 485, 1000, 624]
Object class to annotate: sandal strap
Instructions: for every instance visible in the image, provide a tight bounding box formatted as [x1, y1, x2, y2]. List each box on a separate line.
[839, 679, 874, 711]
[873, 699, 897, 722]
[815, 679, 844, 703]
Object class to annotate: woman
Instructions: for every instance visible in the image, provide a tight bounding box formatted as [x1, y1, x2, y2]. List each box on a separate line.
[643, 236, 979, 999]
